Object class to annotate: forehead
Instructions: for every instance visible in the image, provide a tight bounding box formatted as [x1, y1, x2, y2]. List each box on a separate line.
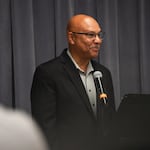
[81, 18, 101, 32]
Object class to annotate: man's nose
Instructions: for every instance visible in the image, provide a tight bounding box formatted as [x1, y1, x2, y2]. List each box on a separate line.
[94, 35, 102, 44]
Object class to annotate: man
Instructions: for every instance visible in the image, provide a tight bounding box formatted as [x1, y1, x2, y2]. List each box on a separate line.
[31, 14, 115, 150]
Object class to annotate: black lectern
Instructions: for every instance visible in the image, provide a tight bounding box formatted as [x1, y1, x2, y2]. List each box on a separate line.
[115, 94, 150, 150]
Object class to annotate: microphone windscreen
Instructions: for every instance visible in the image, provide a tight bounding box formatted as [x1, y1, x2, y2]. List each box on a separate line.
[93, 71, 102, 78]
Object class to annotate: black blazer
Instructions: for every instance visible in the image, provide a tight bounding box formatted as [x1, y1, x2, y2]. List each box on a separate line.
[31, 49, 115, 150]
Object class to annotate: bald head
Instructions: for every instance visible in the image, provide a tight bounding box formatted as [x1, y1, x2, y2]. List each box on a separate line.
[66, 14, 100, 33]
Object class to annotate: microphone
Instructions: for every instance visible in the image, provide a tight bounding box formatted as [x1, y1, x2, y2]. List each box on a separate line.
[93, 71, 107, 104]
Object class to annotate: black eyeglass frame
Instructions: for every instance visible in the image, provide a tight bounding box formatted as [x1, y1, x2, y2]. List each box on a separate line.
[71, 31, 105, 39]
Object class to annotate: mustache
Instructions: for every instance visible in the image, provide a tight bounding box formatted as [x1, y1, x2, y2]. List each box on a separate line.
[90, 45, 100, 49]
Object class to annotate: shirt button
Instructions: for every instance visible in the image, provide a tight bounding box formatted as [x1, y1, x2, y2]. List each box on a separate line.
[89, 89, 91, 92]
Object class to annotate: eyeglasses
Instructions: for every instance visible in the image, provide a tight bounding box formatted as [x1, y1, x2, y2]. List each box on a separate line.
[71, 31, 105, 40]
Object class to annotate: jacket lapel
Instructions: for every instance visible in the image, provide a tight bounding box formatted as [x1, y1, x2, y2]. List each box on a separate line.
[60, 50, 95, 117]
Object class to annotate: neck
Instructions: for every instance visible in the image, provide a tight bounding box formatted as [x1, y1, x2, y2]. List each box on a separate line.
[69, 50, 90, 72]
[77, 59, 89, 71]
[70, 52, 90, 72]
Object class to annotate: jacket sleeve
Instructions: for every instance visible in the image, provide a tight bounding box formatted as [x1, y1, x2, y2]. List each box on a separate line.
[31, 65, 57, 148]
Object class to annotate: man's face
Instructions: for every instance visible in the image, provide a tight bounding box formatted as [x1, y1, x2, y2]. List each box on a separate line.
[71, 18, 103, 60]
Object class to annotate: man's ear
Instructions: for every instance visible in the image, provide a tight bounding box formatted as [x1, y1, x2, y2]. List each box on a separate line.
[68, 32, 75, 45]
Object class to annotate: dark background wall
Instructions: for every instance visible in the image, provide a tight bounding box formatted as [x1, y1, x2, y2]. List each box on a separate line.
[0, 0, 150, 112]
